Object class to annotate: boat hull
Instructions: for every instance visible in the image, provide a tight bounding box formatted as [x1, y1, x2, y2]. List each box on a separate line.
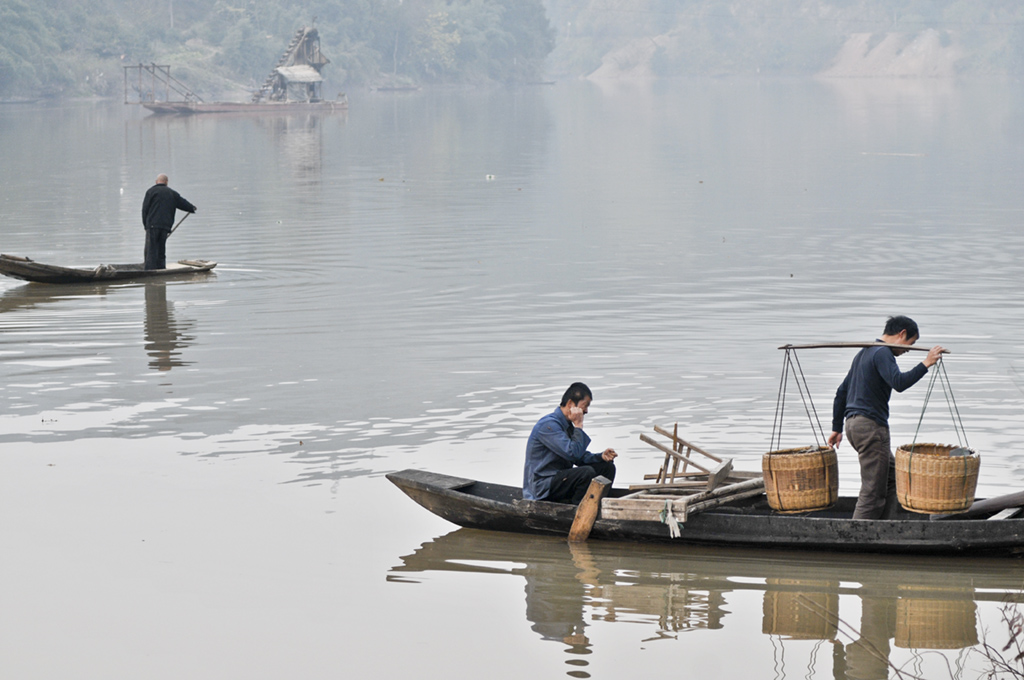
[387, 469, 1024, 557]
[142, 100, 347, 115]
[0, 254, 217, 284]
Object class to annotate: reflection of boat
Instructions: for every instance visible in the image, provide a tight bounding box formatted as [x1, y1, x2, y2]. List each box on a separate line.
[390, 529, 1018, 676]
[387, 469, 1024, 556]
[390, 528, 1023, 600]
[0, 254, 216, 284]
[0, 280, 118, 314]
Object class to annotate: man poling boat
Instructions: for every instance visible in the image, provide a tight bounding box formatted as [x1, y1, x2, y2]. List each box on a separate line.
[142, 173, 197, 270]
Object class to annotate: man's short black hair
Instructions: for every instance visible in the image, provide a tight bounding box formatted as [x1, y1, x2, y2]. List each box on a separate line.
[561, 382, 593, 406]
[884, 315, 919, 340]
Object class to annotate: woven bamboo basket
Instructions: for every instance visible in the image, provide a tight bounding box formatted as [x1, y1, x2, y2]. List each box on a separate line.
[895, 596, 978, 649]
[762, 581, 839, 640]
[762, 446, 838, 512]
[895, 443, 980, 514]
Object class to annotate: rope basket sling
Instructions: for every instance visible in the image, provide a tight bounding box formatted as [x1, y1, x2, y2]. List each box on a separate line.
[894, 357, 978, 514]
[895, 443, 979, 514]
[765, 348, 838, 513]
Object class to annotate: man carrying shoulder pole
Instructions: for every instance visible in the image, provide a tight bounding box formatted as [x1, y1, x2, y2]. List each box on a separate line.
[827, 316, 946, 519]
[142, 174, 197, 270]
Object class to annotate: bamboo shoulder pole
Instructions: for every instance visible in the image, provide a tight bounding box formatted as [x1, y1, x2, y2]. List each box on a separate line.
[778, 342, 943, 353]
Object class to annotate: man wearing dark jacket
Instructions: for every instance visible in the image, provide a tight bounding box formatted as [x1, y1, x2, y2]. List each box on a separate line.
[826, 316, 945, 519]
[523, 382, 618, 504]
[142, 174, 196, 270]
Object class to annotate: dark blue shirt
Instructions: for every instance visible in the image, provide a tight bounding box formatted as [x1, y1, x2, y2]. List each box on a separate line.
[831, 341, 929, 432]
[523, 408, 603, 500]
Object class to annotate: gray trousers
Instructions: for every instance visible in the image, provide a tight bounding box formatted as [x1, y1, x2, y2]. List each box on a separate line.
[845, 415, 899, 519]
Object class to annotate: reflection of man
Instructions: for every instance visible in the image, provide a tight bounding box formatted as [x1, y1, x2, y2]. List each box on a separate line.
[142, 174, 196, 270]
[844, 595, 896, 680]
[826, 316, 945, 519]
[524, 545, 590, 651]
[144, 282, 194, 371]
[523, 382, 617, 503]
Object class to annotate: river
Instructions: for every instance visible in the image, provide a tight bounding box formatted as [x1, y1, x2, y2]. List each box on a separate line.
[1, 78, 1023, 679]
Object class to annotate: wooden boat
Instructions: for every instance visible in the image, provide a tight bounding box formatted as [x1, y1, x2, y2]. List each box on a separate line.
[387, 469, 1024, 557]
[0, 254, 216, 284]
[142, 98, 347, 115]
[130, 27, 346, 116]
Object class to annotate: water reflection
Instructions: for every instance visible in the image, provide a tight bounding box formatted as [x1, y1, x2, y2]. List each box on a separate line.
[390, 529, 1019, 679]
[136, 111, 334, 183]
[0, 278, 201, 374]
[0, 280, 115, 314]
[525, 541, 592, 664]
[258, 114, 328, 180]
[144, 281, 195, 371]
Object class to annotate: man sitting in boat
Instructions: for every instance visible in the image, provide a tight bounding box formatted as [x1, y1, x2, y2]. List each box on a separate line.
[523, 382, 617, 504]
[826, 316, 946, 519]
[142, 174, 197, 270]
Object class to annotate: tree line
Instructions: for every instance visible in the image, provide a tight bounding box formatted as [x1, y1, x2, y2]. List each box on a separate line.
[0, 0, 555, 98]
[1, 0, 1022, 98]
[545, 0, 1024, 78]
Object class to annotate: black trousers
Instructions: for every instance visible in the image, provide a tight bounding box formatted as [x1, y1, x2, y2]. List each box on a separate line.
[144, 227, 169, 270]
[546, 460, 617, 504]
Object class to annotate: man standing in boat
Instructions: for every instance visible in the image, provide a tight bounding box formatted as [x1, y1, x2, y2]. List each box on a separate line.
[826, 316, 946, 519]
[523, 382, 617, 504]
[142, 174, 197, 270]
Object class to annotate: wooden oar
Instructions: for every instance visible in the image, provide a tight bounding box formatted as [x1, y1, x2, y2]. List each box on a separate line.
[930, 490, 1024, 520]
[568, 476, 611, 542]
[169, 211, 191, 236]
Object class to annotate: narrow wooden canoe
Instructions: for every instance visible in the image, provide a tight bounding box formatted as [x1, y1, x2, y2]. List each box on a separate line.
[387, 469, 1024, 557]
[0, 254, 216, 284]
[142, 99, 347, 115]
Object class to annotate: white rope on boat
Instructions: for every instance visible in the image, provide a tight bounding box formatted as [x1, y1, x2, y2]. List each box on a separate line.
[660, 500, 683, 538]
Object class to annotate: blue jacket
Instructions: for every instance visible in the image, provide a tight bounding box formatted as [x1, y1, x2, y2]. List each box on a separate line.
[831, 342, 928, 431]
[522, 408, 603, 500]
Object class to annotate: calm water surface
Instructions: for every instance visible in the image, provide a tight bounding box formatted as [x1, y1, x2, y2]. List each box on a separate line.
[1, 79, 1023, 679]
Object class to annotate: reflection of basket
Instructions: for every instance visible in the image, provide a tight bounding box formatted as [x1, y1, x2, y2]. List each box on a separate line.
[763, 446, 838, 512]
[895, 596, 978, 649]
[895, 443, 980, 514]
[762, 581, 838, 640]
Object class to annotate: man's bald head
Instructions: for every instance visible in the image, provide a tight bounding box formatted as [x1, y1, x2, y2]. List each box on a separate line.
[155, 174, 169, 185]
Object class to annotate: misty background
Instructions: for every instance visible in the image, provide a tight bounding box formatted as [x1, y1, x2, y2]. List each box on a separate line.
[1, 0, 1022, 99]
